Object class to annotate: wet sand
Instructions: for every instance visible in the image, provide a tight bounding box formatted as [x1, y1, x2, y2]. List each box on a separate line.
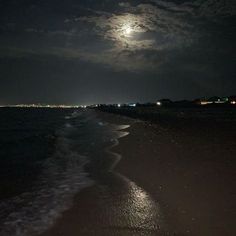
[41, 110, 236, 236]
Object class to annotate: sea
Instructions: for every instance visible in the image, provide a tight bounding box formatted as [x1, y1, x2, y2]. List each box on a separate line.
[0, 108, 129, 236]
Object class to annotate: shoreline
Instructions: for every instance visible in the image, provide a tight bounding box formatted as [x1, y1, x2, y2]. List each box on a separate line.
[41, 110, 236, 236]
[108, 110, 236, 236]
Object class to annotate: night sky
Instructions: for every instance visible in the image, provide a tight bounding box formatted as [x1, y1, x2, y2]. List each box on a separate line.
[0, 0, 235, 105]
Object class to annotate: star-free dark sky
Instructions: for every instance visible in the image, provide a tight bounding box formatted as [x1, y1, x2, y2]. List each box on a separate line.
[0, 0, 235, 105]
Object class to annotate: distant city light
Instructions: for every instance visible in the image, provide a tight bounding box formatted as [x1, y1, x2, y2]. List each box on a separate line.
[215, 100, 225, 104]
[156, 102, 161, 106]
[117, 104, 121, 107]
[0, 104, 81, 109]
[200, 101, 213, 105]
[231, 101, 236, 105]
[129, 103, 136, 107]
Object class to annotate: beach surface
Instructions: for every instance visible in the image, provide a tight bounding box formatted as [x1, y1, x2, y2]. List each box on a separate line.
[41, 109, 236, 236]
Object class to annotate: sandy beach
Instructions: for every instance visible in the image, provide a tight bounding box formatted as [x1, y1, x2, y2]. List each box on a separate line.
[1, 0, 235, 234]
[41, 109, 236, 236]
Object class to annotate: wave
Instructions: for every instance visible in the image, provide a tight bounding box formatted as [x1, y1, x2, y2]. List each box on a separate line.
[0, 111, 92, 236]
[0, 110, 130, 236]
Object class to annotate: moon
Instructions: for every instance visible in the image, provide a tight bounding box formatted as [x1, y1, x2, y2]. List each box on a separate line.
[123, 25, 133, 37]
[125, 26, 132, 35]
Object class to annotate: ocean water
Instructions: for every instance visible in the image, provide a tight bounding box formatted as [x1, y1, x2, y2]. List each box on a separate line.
[0, 108, 129, 236]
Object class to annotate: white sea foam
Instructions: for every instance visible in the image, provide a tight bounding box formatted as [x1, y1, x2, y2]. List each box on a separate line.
[0, 114, 93, 236]
[0, 110, 130, 236]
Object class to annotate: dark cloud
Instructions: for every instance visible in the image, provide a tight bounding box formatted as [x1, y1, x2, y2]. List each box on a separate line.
[0, 0, 235, 104]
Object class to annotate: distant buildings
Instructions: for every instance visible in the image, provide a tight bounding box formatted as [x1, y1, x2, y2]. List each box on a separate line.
[156, 99, 172, 106]
[198, 96, 235, 106]
[1, 96, 235, 110]
[155, 96, 236, 107]
[229, 96, 236, 105]
[110, 96, 236, 109]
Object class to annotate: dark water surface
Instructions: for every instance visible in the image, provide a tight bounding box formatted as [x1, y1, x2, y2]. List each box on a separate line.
[0, 108, 129, 236]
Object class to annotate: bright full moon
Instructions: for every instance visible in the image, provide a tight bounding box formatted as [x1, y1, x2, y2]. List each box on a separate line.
[111, 14, 149, 48]
[125, 26, 132, 35]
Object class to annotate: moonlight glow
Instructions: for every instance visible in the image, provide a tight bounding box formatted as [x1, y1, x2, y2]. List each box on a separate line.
[124, 25, 132, 35]
[106, 14, 154, 50]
